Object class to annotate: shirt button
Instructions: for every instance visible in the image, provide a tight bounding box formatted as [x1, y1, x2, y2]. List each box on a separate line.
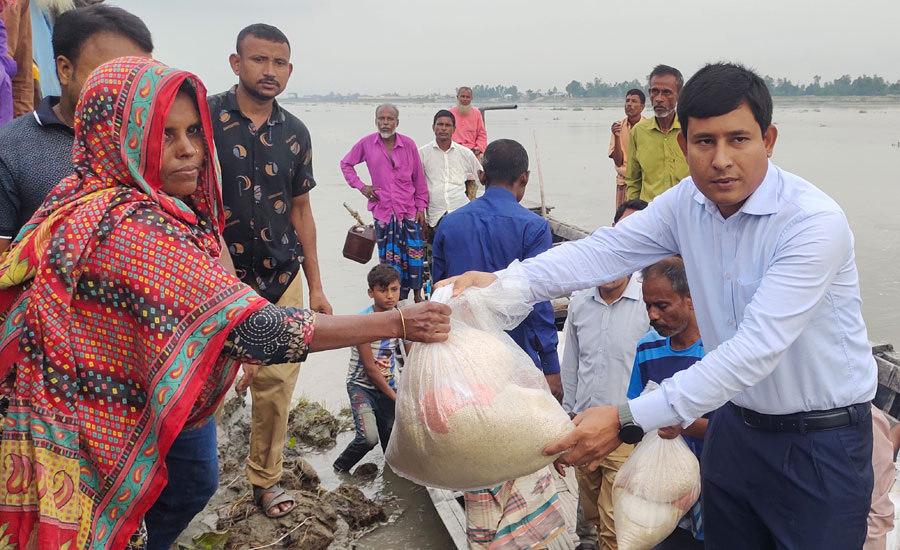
[725, 273, 731, 280]
[727, 319, 734, 326]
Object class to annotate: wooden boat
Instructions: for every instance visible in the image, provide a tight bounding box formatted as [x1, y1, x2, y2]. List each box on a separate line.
[426, 205, 900, 549]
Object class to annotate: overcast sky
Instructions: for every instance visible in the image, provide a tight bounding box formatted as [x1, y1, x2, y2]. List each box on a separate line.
[113, 0, 900, 96]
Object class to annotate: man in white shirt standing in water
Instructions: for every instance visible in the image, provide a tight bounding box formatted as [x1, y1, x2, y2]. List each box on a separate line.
[444, 62, 876, 550]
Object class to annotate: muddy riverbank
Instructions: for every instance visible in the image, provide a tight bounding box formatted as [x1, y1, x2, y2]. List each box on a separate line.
[174, 395, 402, 550]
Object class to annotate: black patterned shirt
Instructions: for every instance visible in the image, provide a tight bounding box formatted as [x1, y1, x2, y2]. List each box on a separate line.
[208, 87, 316, 303]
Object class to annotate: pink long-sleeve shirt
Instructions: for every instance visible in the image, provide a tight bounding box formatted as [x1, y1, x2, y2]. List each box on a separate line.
[449, 106, 487, 153]
[341, 132, 428, 223]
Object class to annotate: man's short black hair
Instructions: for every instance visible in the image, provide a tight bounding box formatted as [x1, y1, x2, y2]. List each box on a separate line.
[482, 139, 528, 186]
[434, 109, 455, 126]
[368, 263, 401, 289]
[52, 5, 153, 64]
[625, 88, 646, 104]
[613, 198, 648, 224]
[642, 256, 690, 297]
[236, 24, 290, 54]
[648, 64, 684, 91]
[677, 62, 773, 138]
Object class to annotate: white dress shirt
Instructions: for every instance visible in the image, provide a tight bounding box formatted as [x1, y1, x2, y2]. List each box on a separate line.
[561, 277, 650, 415]
[418, 140, 481, 227]
[499, 161, 876, 431]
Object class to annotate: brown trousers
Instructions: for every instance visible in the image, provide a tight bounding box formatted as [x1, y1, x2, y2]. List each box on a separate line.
[575, 442, 634, 550]
[245, 274, 304, 489]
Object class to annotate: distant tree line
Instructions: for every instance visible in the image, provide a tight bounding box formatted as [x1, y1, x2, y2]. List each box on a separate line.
[471, 84, 521, 100]
[470, 74, 900, 99]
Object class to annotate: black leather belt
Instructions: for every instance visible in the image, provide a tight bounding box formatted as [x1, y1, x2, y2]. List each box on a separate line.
[738, 403, 865, 433]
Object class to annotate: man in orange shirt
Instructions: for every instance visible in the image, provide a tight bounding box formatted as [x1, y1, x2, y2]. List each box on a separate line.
[608, 89, 645, 210]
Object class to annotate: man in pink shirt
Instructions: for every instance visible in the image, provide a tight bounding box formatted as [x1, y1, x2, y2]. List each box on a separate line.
[449, 86, 487, 161]
[341, 103, 428, 302]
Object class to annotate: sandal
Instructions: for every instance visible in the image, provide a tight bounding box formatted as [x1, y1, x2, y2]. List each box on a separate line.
[253, 484, 296, 519]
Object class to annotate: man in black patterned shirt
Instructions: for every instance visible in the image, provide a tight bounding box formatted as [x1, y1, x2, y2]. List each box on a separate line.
[209, 23, 332, 519]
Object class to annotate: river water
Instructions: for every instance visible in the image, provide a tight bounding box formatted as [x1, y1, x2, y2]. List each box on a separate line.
[277, 98, 900, 548]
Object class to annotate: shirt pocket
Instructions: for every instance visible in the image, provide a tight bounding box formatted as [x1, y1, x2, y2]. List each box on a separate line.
[733, 276, 762, 325]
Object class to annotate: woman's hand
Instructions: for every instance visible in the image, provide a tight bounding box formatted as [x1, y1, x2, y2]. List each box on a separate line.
[399, 301, 451, 343]
[433, 270, 497, 297]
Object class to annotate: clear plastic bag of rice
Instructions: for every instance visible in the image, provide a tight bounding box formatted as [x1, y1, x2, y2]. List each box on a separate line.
[612, 385, 701, 550]
[385, 278, 575, 490]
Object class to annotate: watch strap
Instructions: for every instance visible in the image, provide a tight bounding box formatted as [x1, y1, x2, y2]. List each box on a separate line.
[618, 403, 634, 426]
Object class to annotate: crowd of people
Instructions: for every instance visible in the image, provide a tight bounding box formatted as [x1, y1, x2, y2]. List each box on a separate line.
[0, 4, 897, 550]
[0, 8, 453, 550]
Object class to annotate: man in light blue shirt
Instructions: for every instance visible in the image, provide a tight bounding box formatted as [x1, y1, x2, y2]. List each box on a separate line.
[444, 63, 877, 549]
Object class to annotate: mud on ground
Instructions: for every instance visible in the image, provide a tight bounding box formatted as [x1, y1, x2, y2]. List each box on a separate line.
[175, 394, 388, 550]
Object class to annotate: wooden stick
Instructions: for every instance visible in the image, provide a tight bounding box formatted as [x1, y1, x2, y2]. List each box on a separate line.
[342, 202, 366, 226]
[533, 131, 547, 218]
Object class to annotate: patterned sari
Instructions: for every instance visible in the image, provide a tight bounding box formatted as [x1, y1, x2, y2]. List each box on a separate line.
[0, 57, 267, 549]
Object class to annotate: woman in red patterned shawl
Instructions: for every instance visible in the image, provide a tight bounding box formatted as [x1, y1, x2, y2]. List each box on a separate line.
[0, 57, 450, 550]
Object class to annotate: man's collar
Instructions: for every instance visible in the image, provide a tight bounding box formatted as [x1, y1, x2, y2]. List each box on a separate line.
[692, 160, 779, 217]
[372, 132, 405, 148]
[430, 139, 456, 151]
[624, 115, 645, 128]
[737, 161, 779, 215]
[650, 113, 681, 133]
[224, 86, 285, 126]
[591, 274, 642, 305]
[483, 185, 518, 202]
[33, 96, 70, 130]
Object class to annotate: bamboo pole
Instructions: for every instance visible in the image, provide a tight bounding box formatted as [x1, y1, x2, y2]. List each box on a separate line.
[533, 131, 547, 218]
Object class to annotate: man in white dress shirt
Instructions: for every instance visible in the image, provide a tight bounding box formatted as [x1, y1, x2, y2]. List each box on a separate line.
[443, 62, 877, 550]
[561, 199, 649, 550]
[418, 109, 481, 240]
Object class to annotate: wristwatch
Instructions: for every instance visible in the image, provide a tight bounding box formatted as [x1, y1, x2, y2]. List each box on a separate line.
[617, 403, 645, 444]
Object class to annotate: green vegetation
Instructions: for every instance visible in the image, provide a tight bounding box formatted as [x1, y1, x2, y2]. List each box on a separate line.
[474, 74, 900, 99]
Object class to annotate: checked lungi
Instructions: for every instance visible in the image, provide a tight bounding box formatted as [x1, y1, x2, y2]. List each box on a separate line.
[464, 467, 567, 550]
[375, 215, 423, 298]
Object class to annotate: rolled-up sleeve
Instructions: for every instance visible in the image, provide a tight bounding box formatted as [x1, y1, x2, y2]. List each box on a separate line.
[411, 147, 428, 212]
[340, 139, 366, 190]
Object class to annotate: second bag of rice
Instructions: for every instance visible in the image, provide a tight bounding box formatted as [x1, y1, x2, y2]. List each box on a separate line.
[385, 279, 574, 490]
[612, 409, 701, 550]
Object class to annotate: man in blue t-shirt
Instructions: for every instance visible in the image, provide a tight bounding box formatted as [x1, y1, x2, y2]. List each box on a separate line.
[626, 256, 706, 549]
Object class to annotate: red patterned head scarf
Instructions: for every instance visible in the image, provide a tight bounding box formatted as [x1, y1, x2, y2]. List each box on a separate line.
[3, 55, 224, 282]
[0, 57, 265, 549]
